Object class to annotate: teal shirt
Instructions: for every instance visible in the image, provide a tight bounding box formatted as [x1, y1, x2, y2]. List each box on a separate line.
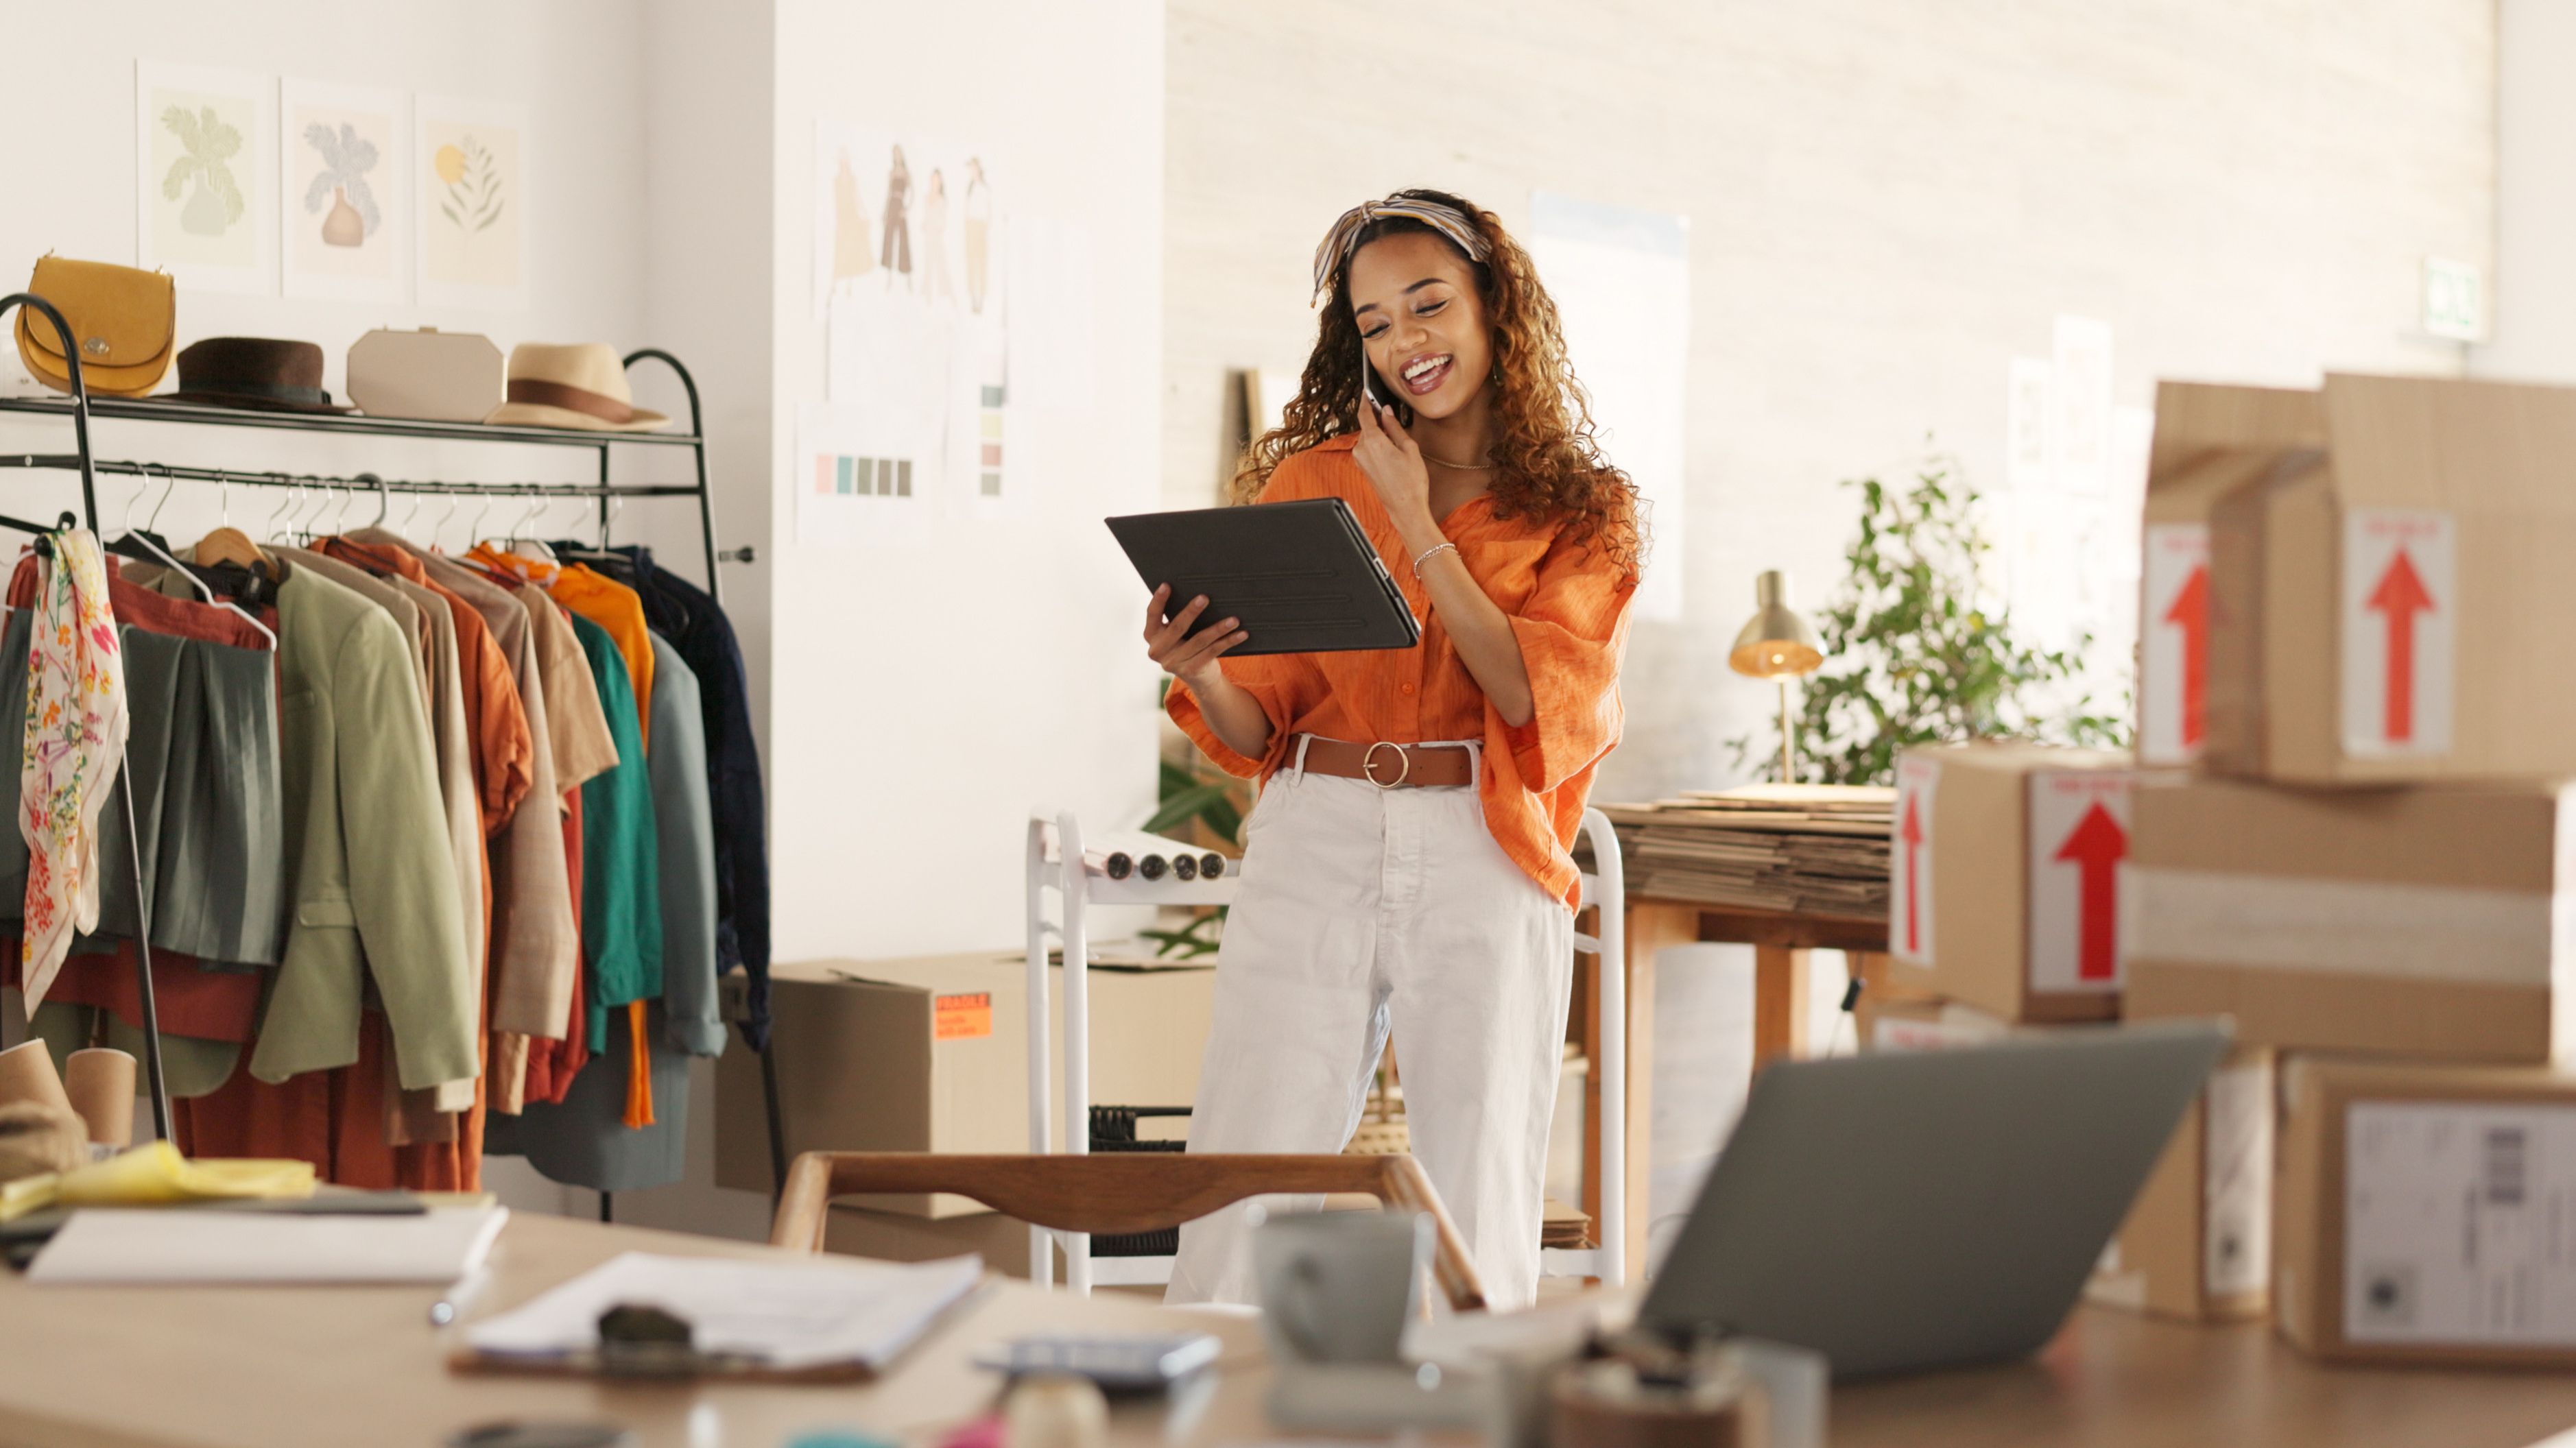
[567, 610, 662, 1043]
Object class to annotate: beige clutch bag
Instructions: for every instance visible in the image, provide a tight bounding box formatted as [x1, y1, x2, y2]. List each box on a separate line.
[346, 327, 503, 422]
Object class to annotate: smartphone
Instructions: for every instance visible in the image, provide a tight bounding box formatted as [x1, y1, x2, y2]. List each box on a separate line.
[973, 1332, 1222, 1392]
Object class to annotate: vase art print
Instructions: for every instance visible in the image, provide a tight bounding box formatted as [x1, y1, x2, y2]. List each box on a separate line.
[135, 62, 276, 294]
[281, 79, 408, 302]
[414, 95, 529, 310]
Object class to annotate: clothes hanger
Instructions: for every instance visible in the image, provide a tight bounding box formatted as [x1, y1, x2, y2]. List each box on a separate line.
[492, 496, 558, 564]
[114, 466, 275, 649]
[192, 466, 270, 570]
[261, 475, 302, 546]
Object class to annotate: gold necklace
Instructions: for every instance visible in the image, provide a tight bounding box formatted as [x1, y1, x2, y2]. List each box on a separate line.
[1422, 452, 1495, 471]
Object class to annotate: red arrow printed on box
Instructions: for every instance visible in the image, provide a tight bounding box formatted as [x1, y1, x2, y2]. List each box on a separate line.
[1898, 793, 1924, 956]
[2051, 802, 2127, 982]
[2365, 547, 2435, 743]
[2163, 564, 2210, 747]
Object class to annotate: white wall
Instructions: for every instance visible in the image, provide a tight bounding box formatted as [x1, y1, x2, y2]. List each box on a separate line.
[763, 0, 1167, 963]
[0, 2, 660, 551]
[2474, 0, 2576, 384]
[1165, 0, 2497, 801]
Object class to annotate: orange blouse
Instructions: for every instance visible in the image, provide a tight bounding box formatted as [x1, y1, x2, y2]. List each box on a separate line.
[1167, 435, 1636, 911]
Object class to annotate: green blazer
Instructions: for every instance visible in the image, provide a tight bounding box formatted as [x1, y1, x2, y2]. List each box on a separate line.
[248, 566, 477, 1091]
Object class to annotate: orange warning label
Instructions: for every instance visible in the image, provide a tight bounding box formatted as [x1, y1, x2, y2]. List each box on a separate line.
[934, 992, 993, 1041]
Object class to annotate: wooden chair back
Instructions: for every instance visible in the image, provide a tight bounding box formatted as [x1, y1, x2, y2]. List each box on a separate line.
[770, 1150, 1487, 1312]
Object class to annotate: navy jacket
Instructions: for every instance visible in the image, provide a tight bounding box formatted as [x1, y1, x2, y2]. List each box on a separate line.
[562, 543, 774, 1049]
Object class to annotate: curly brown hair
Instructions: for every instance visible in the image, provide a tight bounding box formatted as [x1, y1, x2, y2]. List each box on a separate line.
[1233, 188, 1645, 580]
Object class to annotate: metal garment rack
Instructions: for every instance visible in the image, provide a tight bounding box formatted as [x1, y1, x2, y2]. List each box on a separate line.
[0, 330, 776, 1192]
[0, 293, 174, 1143]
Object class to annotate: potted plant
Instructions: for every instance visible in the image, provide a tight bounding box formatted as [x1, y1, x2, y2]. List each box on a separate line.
[1738, 455, 2125, 784]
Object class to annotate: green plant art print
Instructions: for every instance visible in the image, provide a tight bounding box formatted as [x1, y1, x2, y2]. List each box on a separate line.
[161, 104, 246, 237]
[1734, 455, 2126, 786]
[301, 121, 382, 241]
[434, 135, 506, 236]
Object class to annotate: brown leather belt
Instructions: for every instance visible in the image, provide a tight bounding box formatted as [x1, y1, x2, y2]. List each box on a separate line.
[1298, 736, 1476, 788]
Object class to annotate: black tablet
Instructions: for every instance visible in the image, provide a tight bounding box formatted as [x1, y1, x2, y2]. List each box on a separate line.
[1106, 497, 1421, 656]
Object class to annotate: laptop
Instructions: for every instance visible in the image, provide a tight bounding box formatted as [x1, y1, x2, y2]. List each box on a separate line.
[1638, 1019, 2232, 1379]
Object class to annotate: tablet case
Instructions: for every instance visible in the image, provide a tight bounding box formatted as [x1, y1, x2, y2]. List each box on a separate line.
[1106, 498, 1420, 655]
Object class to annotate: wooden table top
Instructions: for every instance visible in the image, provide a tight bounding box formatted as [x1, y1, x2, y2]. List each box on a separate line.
[4, 1209, 2574, 1448]
[0, 1212, 1273, 1448]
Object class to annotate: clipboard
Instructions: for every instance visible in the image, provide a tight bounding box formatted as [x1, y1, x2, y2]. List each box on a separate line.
[1106, 497, 1420, 655]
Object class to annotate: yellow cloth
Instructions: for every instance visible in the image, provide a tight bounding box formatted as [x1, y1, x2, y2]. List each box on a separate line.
[0, 1140, 318, 1222]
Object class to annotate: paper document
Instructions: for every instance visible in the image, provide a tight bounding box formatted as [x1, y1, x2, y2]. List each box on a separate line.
[29, 1205, 507, 1285]
[465, 1251, 983, 1373]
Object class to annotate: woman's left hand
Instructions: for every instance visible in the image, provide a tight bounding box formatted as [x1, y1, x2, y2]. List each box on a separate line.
[1353, 399, 1435, 541]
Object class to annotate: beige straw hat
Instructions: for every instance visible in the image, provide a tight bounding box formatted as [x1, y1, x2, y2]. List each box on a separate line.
[482, 341, 671, 432]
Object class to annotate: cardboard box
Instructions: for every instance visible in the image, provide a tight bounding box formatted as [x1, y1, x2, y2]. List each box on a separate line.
[2086, 1049, 2274, 1323]
[1851, 995, 2012, 1053]
[2199, 372, 2576, 784]
[823, 1201, 1039, 1277]
[2124, 774, 2575, 1063]
[2136, 383, 2326, 768]
[716, 952, 1217, 1214]
[1886, 743, 2143, 1023]
[2276, 1055, 2576, 1365]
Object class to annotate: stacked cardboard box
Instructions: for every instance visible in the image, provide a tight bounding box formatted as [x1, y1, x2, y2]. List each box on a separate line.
[2116, 373, 2576, 1364]
[1883, 743, 2144, 1024]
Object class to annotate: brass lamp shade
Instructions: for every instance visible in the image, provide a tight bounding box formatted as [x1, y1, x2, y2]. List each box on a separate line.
[1728, 570, 1823, 679]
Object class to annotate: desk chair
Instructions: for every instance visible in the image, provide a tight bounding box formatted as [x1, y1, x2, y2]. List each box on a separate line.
[770, 1150, 1489, 1312]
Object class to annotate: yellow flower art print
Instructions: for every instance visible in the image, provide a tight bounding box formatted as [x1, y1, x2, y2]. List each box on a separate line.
[416, 97, 527, 303]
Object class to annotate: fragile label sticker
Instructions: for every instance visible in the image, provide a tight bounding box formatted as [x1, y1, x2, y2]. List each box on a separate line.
[2341, 509, 2456, 758]
[2139, 523, 2211, 766]
[1890, 756, 1940, 965]
[2346, 1101, 2576, 1347]
[933, 992, 993, 1041]
[2203, 1059, 2273, 1299]
[2025, 771, 2132, 993]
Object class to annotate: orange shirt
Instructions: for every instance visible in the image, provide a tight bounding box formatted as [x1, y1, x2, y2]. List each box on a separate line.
[468, 545, 653, 752]
[1167, 436, 1636, 911]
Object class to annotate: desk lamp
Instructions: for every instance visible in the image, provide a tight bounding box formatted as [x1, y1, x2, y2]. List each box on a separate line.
[1729, 570, 1824, 782]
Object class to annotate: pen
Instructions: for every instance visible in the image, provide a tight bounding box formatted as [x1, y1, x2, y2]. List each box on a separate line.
[429, 1266, 490, 1327]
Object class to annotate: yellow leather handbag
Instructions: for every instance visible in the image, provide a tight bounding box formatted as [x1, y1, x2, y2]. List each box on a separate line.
[14, 255, 176, 398]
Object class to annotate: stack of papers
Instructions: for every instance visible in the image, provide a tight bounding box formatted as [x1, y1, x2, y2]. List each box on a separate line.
[464, 1251, 983, 1376]
[1599, 785, 1893, 917]
[27, 1204, 506, 1284]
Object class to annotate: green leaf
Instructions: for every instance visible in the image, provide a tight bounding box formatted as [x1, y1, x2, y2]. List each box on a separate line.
[1144, 782, 1231, 836]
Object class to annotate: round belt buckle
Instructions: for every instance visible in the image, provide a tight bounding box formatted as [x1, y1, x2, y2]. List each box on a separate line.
[1362, 741, 1410, 789]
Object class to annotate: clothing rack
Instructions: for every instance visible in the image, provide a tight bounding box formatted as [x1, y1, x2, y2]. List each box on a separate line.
[0, 327, 778, 1187]
[0, 292, 173, 1142]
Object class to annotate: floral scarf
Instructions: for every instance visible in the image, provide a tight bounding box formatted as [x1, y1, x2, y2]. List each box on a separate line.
[19, 529, 128, 1011]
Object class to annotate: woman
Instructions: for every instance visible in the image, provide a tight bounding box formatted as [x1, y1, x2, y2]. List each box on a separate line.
[1152, 189, 1641, 1309]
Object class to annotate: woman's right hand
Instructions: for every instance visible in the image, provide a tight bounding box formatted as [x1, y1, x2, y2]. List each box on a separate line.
[1145, 585, 1246, 692]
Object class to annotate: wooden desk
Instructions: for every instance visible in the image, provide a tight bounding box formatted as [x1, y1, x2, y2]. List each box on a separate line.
[0, 1213, 1275, 1448]
[1581, 896, 1889, 1271]
[5, 1209, 2573, 1448]
[1837, 1307, 2576, 1448]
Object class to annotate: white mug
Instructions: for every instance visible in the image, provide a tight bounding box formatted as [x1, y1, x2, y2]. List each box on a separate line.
[1253, 1209, 1431, 1364]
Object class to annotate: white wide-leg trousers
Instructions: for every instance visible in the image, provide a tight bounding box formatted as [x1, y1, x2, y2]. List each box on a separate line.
[1165, 740, 1575, 1311]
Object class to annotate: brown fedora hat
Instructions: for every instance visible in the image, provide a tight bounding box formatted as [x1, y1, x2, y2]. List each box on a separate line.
[165, 337, 355, 414]
[482, 342, 669, 432]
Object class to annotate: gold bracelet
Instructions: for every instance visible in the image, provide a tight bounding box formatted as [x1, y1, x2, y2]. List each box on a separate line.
[1411, 541, 1459, 579]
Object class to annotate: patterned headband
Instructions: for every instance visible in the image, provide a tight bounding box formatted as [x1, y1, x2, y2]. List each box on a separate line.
[1311, 194, 1492, 300]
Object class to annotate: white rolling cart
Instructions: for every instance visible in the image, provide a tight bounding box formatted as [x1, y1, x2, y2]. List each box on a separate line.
[1022, 804, 1627, 1295]
[1024, 808, 1239, 1292]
